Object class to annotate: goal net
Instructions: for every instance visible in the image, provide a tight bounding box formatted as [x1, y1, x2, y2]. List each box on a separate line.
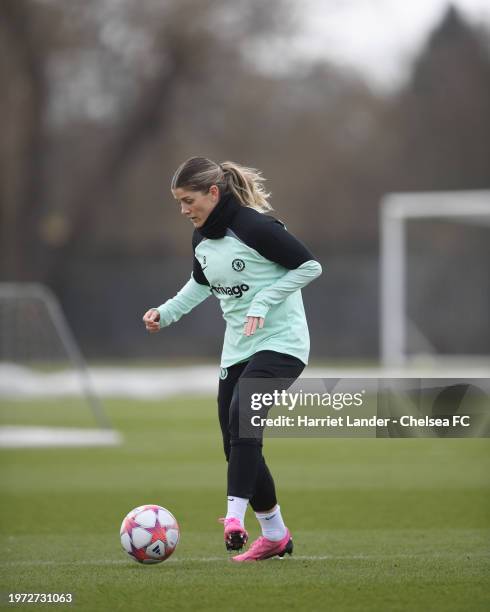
[380, 190, 490, 370]
[0, 283, 121, 447]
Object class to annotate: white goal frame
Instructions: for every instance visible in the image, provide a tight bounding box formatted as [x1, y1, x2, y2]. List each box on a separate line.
[0, 283, 120, 447]
[380, 190, 490, 368]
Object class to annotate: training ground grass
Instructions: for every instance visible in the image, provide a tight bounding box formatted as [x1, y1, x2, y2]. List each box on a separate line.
[0, 396, 489, 611]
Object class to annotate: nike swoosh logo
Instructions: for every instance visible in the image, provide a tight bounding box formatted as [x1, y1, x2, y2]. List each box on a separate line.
[264, 514, 276, 520]
[228, 498, 234, 501]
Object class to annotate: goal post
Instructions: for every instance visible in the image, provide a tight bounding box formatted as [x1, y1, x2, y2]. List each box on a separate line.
[380, 190, 490, 368]
[0, 283, 120, 446]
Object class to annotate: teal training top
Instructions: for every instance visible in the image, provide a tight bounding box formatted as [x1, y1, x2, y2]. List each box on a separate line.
[156, 193, 322, 368]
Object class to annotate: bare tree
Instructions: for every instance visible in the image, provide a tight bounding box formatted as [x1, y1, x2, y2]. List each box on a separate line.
[0, 0, 53, 279]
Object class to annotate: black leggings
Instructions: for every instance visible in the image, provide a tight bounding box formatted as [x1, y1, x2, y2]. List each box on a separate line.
[218, 350, 305, 512]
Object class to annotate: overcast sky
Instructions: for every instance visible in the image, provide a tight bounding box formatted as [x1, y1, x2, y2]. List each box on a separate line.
[290, 0, 490, 89]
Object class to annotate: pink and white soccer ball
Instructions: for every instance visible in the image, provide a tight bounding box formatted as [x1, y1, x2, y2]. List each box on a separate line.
[120, 504, 180, 564]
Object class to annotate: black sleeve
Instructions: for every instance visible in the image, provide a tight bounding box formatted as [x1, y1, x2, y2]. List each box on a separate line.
[192, 230, 210, 286]
[245, 217, 316, 270]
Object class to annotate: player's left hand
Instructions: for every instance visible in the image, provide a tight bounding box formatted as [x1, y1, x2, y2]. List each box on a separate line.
[244, 316, 265, 336]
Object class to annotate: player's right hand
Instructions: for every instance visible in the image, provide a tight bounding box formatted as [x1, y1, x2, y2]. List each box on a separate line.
[143, 308, 161, 333]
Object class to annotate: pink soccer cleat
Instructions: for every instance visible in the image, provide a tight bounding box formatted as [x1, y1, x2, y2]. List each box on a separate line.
[219, 517, 249, 551]
[231, 529, 293, 562]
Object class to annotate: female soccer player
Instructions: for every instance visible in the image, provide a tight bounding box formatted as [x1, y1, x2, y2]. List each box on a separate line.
[142, 157, 322, 562]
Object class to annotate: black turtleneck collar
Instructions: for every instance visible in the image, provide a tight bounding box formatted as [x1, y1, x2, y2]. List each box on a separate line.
[197, 191, 241, 239]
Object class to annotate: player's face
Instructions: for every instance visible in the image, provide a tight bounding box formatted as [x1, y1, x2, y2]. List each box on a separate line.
[172, 185, 220, 228]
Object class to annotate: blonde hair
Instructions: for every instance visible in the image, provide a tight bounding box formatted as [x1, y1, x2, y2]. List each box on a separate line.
[171, 157, 272, 213]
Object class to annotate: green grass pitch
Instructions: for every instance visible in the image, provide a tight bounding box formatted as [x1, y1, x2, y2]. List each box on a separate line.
[0, 396, 489, 611]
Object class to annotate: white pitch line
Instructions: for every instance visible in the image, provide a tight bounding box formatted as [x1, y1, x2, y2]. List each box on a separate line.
[1, 552, 487, 567]
[0, 426, 122, 448]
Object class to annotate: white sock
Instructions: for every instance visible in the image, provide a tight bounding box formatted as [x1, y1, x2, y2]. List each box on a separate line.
[225, 496, 249, 526]
[256, 504, 287, 541]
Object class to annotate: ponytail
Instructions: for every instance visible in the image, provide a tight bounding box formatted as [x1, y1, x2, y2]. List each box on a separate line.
[221, 161, 272, 213]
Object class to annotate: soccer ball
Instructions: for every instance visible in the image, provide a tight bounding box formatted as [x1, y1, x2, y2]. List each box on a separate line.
[120, 504, 180, 564]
